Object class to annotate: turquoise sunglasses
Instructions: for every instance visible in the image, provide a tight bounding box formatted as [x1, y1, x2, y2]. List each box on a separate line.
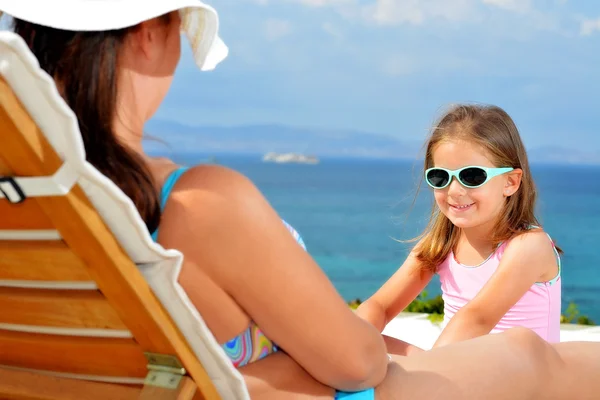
[425, 166, 514, 189]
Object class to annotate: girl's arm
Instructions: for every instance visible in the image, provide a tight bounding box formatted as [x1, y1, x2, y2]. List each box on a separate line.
[432, 230, 558, 348]
[158, 165, 389, 392]
[356, 245, 434, 332]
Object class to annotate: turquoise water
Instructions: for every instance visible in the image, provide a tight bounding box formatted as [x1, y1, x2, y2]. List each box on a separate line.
[171, 154, 600, 322]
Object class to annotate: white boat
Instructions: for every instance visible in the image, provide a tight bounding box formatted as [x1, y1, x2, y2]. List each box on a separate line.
[262, 152, 319, 164]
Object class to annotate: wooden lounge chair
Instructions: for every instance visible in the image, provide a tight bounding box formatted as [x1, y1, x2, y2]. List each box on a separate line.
[0, 30, 249, 400]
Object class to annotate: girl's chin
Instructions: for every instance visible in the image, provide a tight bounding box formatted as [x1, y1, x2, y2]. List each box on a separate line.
[443, 213, 477, 229]
[448, 219, 476, 229]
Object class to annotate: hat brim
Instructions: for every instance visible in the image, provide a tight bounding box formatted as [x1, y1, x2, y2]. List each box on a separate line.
[0, 0, 227, 71]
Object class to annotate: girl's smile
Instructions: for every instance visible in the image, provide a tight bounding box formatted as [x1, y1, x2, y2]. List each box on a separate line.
[448, 202, 475, 212]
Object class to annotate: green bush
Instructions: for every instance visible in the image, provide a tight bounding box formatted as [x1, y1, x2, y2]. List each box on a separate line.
[405, 291, 444, 315]
[349, 296, 596, 326]
[561, 302, 595, 326]
[348, 298, 362, 310]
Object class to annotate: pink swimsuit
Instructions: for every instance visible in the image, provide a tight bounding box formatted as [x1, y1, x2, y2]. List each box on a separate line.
[438, 236, 562, 342]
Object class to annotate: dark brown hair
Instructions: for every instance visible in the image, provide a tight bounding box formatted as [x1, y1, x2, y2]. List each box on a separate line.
[12, 16, 171, 233]
[415, 104, 559, 273]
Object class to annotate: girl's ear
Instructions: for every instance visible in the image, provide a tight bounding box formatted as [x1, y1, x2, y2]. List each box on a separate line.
[504, 168, 523, 197]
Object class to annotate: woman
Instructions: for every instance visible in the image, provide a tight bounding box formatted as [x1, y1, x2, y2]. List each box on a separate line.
[3, 1, 599, 399]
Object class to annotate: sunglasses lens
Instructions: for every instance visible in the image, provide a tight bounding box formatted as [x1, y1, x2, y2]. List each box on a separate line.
[427, 169, 450, 188]
[459, 167, 487, 187]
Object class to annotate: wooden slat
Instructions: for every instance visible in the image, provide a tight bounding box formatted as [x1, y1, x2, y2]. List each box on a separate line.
[0, 367, 142, 400]
[0, 287, 127, 330]
[0, 240, 93, 281]
[0, 200, 55, 230]
[0, 158, 9, 174]
[140, 377, 201, 400]
[0, 329, 147, 377]
[0, 77, 220, 397]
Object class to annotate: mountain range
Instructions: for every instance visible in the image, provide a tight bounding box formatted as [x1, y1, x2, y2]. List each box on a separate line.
[144, 119, 600, 165]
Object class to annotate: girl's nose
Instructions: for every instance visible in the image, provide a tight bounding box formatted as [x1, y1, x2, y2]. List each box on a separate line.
[447, 178, 466, 197]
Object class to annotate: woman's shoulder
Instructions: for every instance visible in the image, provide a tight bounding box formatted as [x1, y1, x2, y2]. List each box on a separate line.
[159, 163, 269, 230]
[174, 164, 258, 198]
[148, 155, 254, 194]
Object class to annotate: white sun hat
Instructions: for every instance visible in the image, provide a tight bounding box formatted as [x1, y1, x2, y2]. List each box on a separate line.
[0, 0, 228, 71]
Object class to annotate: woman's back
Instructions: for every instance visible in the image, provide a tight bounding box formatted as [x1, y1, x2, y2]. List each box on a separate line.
[152, 165, 308, 368]
[146, 160, 387, 394]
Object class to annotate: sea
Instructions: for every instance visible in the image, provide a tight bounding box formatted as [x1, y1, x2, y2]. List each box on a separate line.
[167, 153, 600, 323]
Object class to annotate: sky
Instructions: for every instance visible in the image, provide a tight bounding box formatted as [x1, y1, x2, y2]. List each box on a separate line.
[1, 2, 598, 151]
[153, 0, 600, 151]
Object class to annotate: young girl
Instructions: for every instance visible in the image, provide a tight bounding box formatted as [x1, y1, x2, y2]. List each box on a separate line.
[357, 104, 562, 350]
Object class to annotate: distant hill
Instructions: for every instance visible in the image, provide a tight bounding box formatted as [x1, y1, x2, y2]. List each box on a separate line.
[145, 119, 423, 160]
[144, 119, 600, 165]
[527, 146, 600, 166]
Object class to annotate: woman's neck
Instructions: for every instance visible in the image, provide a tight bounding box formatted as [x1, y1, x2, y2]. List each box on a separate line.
[113, 78, 144, 152]
[113, 68, 154, 157]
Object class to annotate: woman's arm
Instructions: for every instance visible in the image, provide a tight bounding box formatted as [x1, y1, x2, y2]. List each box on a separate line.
[356, 245, 434, 332]
[433, 231, 558, 348]
[157, 165, 388, 391]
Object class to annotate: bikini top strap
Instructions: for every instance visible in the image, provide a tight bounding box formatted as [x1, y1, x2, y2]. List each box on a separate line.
[158, 167, 189, 210]
[151, 166, 189, 241]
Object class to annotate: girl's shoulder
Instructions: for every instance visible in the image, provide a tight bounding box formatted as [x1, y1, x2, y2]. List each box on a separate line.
[502, 227, 558, 264]
[506, 225, 553, 245]
[501, 227, 561, 283]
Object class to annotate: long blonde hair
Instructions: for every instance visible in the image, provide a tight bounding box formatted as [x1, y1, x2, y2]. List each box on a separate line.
[415, 104, 548, 274]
